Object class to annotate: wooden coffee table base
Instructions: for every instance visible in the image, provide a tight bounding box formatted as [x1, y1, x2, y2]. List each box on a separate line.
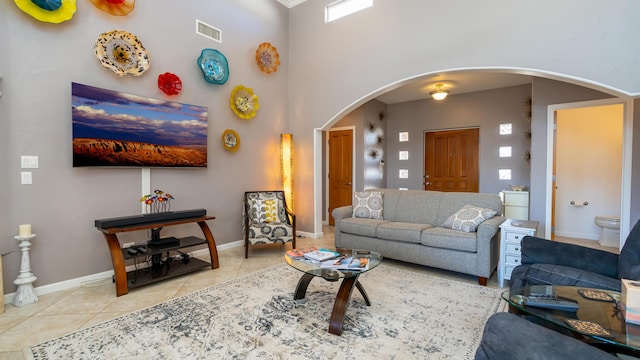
[294, 272, 371, 336]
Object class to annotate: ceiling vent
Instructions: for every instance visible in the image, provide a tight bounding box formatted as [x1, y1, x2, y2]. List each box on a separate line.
[196, 19, 222, 43]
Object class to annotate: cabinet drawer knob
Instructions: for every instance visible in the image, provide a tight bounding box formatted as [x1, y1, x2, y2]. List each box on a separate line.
[515, 247, 519, 251]
[515, 235, 520, 240]
[515, 259, 520, 263]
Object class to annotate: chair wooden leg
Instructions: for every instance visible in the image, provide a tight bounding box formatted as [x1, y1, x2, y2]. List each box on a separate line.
[244, 238, 248, 259]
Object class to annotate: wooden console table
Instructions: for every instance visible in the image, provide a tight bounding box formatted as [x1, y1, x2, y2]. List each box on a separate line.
[96, 215, 219, 296]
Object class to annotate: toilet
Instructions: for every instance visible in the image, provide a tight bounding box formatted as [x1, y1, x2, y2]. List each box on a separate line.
[594, 215, 621, 248]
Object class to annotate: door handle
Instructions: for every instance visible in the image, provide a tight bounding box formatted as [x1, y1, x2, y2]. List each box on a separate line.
[345, 182, 352, 185]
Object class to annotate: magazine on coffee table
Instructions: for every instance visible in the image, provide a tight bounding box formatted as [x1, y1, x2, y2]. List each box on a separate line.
[286, 247, 318, 259]
[320, 256, 369, 270]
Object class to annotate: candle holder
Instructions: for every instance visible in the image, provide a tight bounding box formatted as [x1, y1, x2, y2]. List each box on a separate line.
[13, 234, 38, 306]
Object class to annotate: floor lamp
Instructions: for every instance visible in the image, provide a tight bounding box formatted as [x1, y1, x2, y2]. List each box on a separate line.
[280, 133, 294, 210]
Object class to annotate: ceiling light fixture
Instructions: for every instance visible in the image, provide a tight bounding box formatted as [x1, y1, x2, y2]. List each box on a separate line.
[430, 84, 449, 101]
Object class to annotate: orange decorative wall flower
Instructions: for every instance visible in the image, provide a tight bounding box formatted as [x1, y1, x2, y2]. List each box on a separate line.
[255, 42, 280, 74]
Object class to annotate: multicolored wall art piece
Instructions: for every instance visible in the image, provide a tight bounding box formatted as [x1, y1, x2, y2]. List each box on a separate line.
[71, 82, 208, 167]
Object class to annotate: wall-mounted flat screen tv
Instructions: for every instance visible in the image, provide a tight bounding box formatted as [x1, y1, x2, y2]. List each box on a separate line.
[72, 82, 208, 167]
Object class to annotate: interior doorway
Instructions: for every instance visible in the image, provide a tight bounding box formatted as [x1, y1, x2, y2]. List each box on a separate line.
[548, 100, 629, 249]
[553, 104, 624, 242]
[327, 127, 354, 225]
[424, 128, 479, 192]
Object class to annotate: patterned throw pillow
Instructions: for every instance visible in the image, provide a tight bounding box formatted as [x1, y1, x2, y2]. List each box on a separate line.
[352, 191, 384, 220]
[252, 199, 280, 223]
[443, 204, 497, 233]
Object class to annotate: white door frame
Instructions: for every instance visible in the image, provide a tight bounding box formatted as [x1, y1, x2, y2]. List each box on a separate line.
[545, 98, 634, 249]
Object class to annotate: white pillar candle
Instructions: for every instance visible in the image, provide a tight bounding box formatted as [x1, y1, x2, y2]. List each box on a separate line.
[18, 224, 31, 237]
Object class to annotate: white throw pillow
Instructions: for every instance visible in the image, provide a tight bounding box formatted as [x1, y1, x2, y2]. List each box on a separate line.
[443, 204, 497, 232]
[352, 191, 384, 220]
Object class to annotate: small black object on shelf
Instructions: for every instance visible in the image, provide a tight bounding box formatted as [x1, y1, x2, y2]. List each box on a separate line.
[148, 227, 180, 247]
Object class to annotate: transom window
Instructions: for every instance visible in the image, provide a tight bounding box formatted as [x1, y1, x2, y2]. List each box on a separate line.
[326, 0, 373, 23]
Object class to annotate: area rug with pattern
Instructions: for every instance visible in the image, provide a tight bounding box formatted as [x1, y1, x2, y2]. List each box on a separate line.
[26, 263, 502, 359]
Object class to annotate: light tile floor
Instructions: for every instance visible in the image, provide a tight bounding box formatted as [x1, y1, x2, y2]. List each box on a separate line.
[0, 226, 616, 359]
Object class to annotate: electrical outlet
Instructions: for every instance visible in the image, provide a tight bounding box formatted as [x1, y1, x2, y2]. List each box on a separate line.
[122, 242, 135, 248]
[21, 171, 32, 185]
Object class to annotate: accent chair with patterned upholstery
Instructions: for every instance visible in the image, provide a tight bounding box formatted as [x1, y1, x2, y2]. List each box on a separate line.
[243, 191, 296, 258]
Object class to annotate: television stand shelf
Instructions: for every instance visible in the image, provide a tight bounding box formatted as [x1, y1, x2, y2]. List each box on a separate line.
[122, 236, 212, 291]
[95, 214, 219, 296]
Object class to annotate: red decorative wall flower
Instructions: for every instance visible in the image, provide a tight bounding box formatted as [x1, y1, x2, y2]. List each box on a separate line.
[89, 0, 135, 16]
[157, 72, 183, 96]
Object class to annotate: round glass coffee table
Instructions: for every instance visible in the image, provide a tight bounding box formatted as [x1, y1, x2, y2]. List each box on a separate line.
[505, 285, 640, 356]
[285, 248, 382, 335]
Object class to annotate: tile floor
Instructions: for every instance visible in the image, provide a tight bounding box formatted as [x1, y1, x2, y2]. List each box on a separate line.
[0, 226, 617, 359]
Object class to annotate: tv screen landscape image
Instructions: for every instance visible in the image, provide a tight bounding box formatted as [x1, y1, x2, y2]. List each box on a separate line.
[72, 82, 208, 167]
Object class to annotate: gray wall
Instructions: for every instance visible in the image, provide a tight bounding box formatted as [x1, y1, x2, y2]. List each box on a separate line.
[386, 85, 532, 194]
[289, 0, 640, 235]
[1, 0, 289, 292]
[633, 99, 640, 223]
[0, 5, 9, 264]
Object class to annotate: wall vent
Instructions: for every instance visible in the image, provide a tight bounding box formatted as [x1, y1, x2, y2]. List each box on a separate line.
[196, 19, 222, 43]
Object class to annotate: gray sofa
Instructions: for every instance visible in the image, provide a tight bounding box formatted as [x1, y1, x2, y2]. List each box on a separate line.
[332, 189, 505, 285]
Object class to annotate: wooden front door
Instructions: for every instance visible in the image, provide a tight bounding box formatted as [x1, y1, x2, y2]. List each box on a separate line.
[424, 128, 479, 192]
[328, 129, 353, 225]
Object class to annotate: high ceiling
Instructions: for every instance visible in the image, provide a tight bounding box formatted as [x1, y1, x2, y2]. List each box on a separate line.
[275, 1, 534, 105]
[276, 0, 307, 8]
[375, 72, 534, 105]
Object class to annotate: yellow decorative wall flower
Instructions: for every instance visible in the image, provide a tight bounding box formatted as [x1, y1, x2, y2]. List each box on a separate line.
[14, 0, 77, 23]
[230, 85, 259, 119]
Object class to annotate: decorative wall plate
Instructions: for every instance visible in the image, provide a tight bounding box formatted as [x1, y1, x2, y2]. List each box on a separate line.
[197, 49, 229, 85]
[222, 129, 240, 151]
[230, 85, 259, 119]
[94, 30, 150, 76]
[157, 72, 182, 96]
[256, 42, 280, 74]
[89, 0, 135, 16]
[13, 0, 76, 23]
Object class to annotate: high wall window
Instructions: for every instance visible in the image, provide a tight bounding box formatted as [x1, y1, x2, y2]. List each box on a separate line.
[499, 146, 512, 158]
[326, 0, 373, 23]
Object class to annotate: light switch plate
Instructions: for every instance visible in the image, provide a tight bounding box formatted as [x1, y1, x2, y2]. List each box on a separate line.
[21, 155, 38, 169]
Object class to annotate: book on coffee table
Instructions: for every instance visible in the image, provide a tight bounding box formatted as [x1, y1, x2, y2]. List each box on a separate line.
[303, 250, 339, 262]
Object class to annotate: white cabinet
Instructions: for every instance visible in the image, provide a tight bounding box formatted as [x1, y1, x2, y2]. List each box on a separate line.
[502, 191, 529, 220]
[498, 218, 538, 288]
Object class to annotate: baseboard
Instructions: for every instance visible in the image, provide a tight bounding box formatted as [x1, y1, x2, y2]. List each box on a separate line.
[2, 237, 328, 305]
[297, 230, 323, 239]
[3, 240, 245, 306]
[553, 231, 600, 241]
